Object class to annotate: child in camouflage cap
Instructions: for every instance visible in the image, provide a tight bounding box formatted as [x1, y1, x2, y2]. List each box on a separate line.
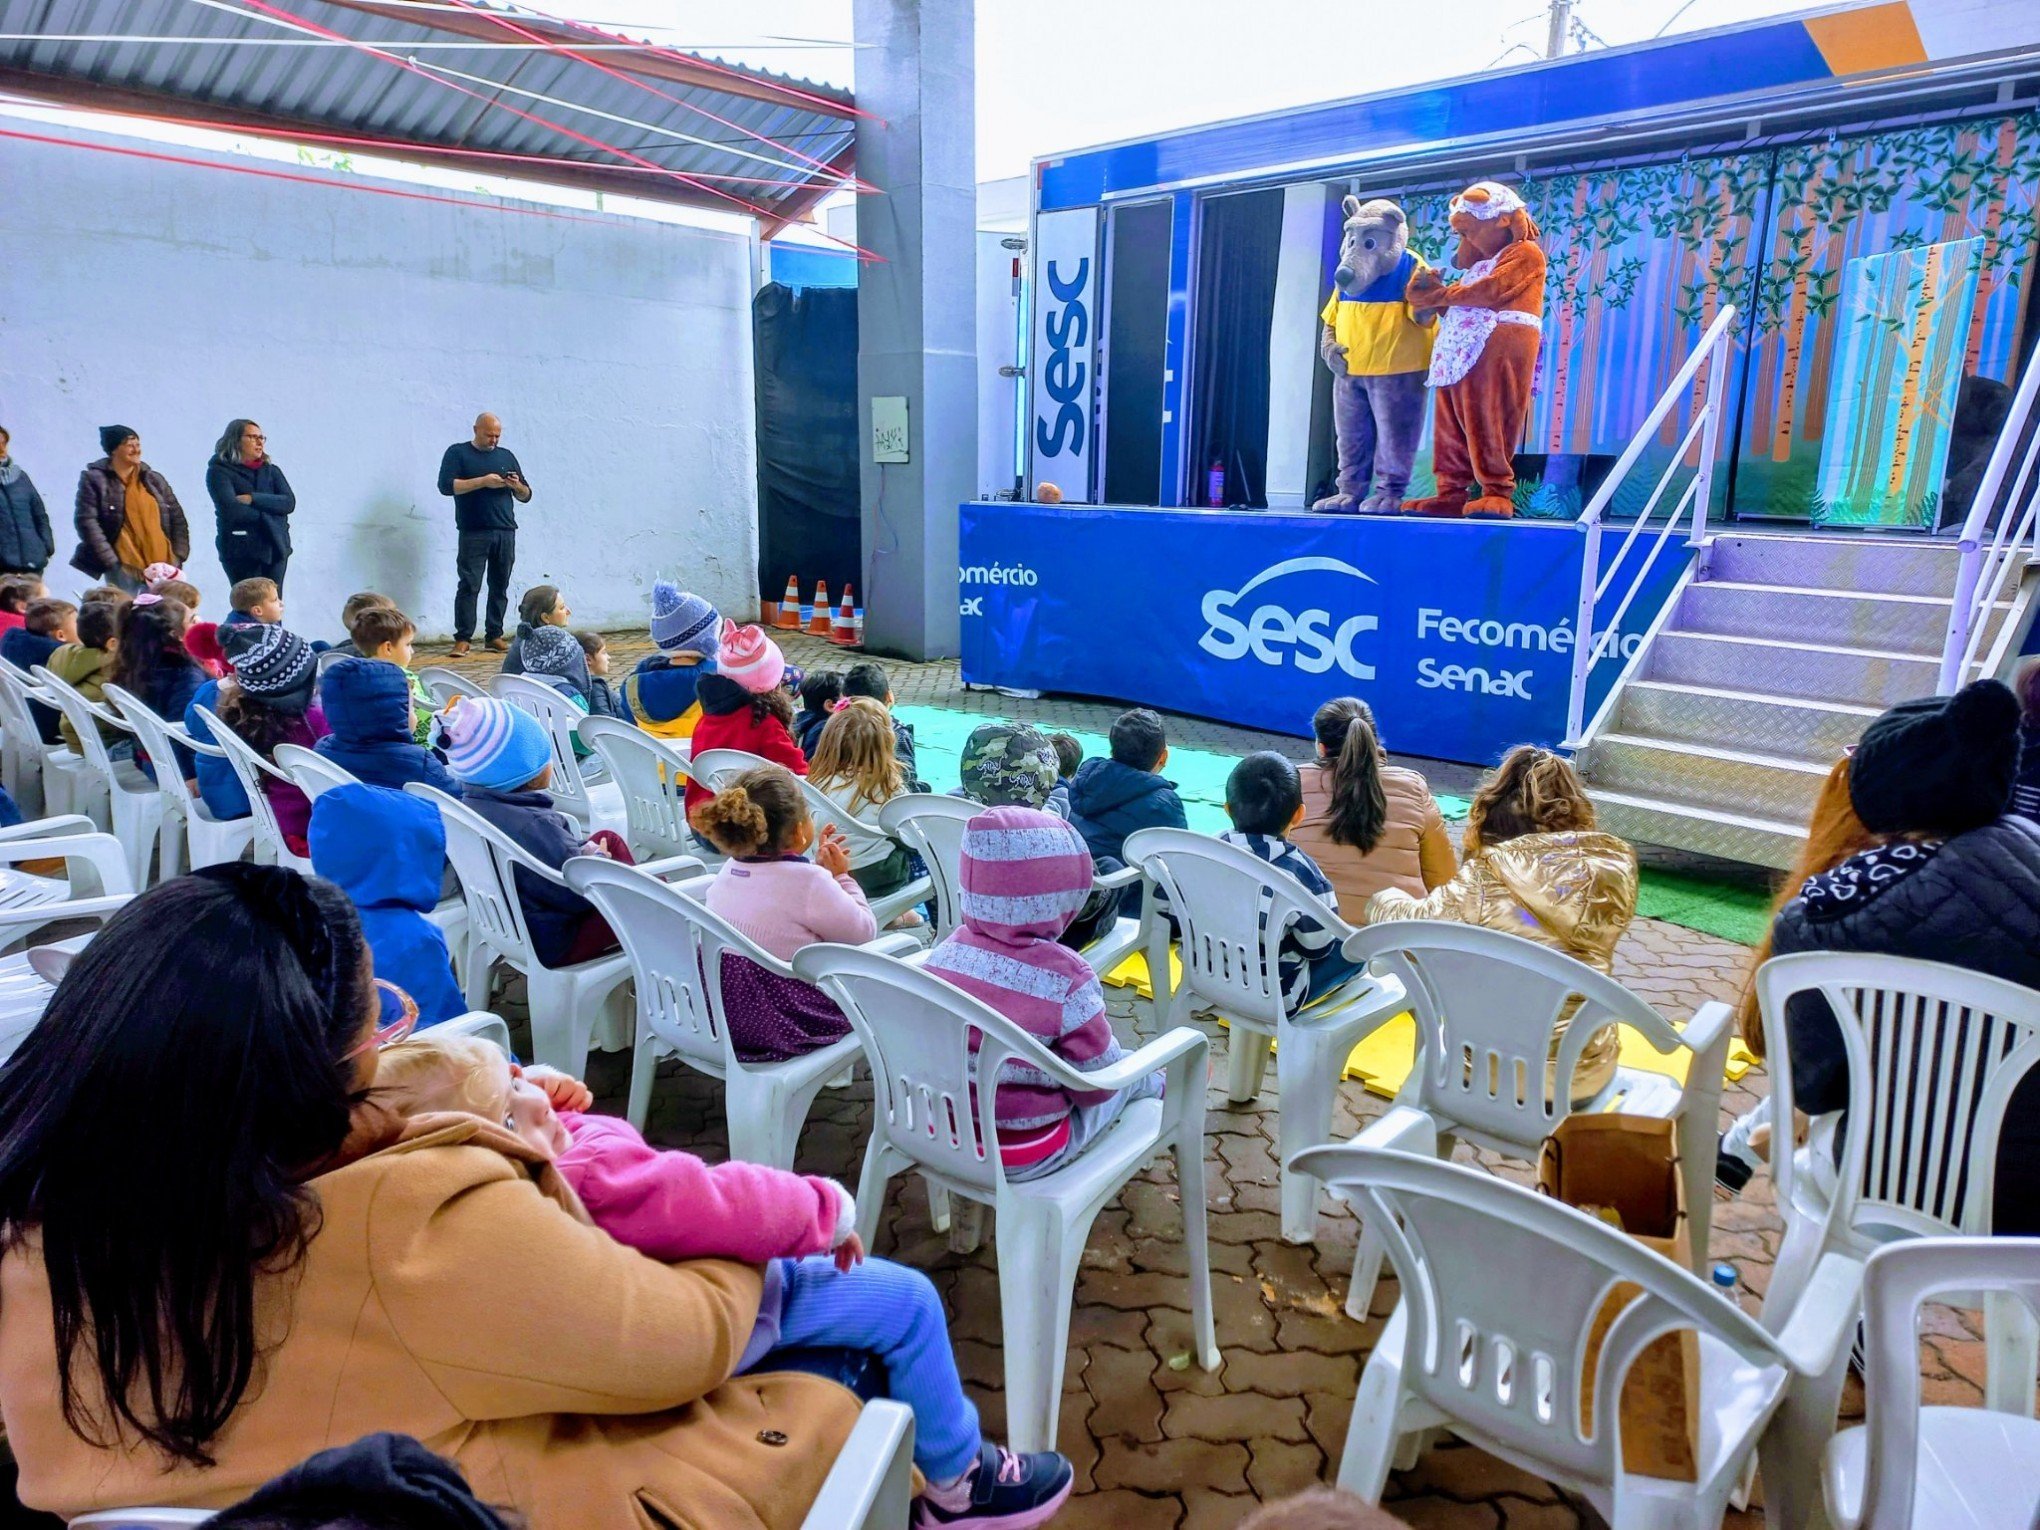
[957, 722, 1060, 813]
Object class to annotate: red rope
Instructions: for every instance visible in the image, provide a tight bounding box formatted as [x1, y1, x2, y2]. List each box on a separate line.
[511, 5, 875, 124]
[228, 0, 881, 258]
[2, 100, 856, 186]
[435, 0, 872, 191]
[0, 122, 608, 221]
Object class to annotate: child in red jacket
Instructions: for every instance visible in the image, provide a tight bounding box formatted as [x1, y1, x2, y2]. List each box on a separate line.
[683, 620, 808, 819]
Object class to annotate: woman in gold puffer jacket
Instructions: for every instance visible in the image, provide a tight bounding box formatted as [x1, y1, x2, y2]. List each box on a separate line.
[1366, 745, 1638, 1100]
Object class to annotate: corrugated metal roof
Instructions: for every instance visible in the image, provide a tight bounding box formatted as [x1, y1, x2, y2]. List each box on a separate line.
[0, 0, 858, 227]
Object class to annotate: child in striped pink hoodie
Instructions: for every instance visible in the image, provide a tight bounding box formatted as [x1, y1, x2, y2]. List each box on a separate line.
[922, 805, 1162, 1179]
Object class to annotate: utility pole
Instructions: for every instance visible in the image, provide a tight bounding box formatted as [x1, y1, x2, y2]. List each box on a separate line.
[1545, 0, 1574, 56]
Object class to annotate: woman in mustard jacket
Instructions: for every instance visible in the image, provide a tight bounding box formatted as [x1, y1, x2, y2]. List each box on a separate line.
[0, 867, 861, 1530]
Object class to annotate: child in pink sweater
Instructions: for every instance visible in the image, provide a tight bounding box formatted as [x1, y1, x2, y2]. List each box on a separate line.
[696, 763, 878, 1062]
[921, 805, 1162, 1180]
[375, 1034, 1074, 1528]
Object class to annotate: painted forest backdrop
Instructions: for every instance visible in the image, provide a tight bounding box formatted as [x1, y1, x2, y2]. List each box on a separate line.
[1376, 110, 2040, 520]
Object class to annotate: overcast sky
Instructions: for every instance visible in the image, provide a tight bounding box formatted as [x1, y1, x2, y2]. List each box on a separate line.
[549, 0, 1825, 180]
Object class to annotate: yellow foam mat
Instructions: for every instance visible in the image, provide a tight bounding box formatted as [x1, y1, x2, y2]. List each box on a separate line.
[1104, 952, 1758, 1098]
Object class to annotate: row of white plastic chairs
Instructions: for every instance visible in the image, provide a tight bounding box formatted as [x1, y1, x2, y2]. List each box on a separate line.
[8, 673, 2040, 1525]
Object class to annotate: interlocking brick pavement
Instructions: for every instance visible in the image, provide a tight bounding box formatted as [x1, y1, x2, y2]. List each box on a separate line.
[443, 629, 1987, 1529]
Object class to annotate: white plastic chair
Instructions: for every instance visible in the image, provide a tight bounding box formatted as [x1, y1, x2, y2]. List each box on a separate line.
[104, 686, 257, 874]
[880, 793, 1147, 973]
[576, 715, 722, 864]
[800, 1398, 916, 1530]
[792, 941, 1219, 1454]
[1294, 1145, 1862, 1530]
[1122, 826, 1409, 1242]
[1336, 920, 1733, 1320]
[1758, 952, 2040, 1424]
[490, 673, 624, 833]
[1823, 1238, 2040, 1530]
[69, 1512, 211, 1528]
[191, 704, 312, 874]
[787, 778, 933, 927]
[408, 785, 697, 1072]
[315, 648, 346, 681]
[271, 742, 358, 801]
[415, 664, 482, 708]
[31, 666, 165, 888]
[564, 858, 863, 1160]
[0, 663, 70, 818]
[7, 667, 98, 825]
[0, 817, 133, 953]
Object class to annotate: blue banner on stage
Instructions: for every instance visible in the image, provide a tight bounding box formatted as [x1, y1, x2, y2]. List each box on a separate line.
[957, 504, 1689, 766]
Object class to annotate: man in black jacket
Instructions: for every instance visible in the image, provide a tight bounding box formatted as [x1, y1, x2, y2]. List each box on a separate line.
[437, 412, 532, 657]
[1772, 679, 2040, 1233]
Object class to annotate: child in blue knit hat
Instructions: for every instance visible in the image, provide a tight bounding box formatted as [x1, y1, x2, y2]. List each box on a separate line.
[432, 696, 635, 966]
[619, 582, 718, 741]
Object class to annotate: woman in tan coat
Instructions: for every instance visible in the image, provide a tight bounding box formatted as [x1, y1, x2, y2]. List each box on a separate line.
[1291, 697, 1457, 910]
[0, 865, 861, 1529]
[1366, 745, 1638, 1101]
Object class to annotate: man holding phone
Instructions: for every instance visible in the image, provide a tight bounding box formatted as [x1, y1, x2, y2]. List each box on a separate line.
[437, 411, 532, 655]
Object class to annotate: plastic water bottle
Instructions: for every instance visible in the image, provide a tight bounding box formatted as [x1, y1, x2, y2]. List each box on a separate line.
[1711, 1262, 1740, 1305]
[1206, 459, 1226, 507]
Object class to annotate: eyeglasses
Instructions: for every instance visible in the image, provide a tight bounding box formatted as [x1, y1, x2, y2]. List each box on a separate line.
[344, 979, 420, 1060]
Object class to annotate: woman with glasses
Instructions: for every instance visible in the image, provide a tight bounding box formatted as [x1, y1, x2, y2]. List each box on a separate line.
[205, 417, 296, 592]
[0, 865, 866, 1527]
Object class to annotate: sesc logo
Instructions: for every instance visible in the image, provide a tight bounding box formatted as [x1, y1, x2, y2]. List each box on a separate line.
[1033, 256, 1091, 461]
[1199, 557, 1379, 679]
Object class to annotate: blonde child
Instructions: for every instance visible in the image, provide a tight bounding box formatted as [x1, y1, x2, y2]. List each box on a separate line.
[807, 696, 919, 904]
[696, 764, 873, 1062]
[375, 1034, 1074, 1527]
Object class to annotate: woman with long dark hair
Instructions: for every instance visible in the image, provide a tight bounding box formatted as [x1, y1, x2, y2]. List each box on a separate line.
[0, 867, 865, 1524]
[205, 418, 296, 591]
[1290, 696, 1456, 911]
[108, 596, 207, 785]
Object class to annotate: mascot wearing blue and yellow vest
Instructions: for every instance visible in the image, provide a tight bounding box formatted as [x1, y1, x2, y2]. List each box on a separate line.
[1314, 196, 1436, 514]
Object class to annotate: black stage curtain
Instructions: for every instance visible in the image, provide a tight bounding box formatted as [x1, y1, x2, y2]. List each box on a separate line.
[1188, 188, 1284, 508]
[754, 283, 860, 607]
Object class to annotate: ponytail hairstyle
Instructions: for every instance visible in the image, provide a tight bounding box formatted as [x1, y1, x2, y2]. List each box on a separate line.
[1314, 697, 1388, 853]
[0, 866, 374, 1466]
[694, 764, 810, 858]
[1464, 745, 1595, 854]
[809, 697, 904, 811]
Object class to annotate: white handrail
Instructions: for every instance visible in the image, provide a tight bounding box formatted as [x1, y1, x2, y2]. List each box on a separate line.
[1565, 304, 1738, 745]
[1938, 346, 2040, 693]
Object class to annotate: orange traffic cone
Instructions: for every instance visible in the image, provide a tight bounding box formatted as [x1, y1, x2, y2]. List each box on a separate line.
[830, 584, 858, 646]
[775, 576, 801, 629]
[807, 580, 834, 636]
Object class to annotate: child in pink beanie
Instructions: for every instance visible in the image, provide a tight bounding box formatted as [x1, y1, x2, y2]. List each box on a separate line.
[683, 620, 808, 820]
[375, 1033, 1076, 1528]
[921, 805, 1162, 1179]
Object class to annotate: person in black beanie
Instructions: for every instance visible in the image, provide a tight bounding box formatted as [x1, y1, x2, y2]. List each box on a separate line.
[72, 425, 189, 592]
[1771, 678, 2040, 1232]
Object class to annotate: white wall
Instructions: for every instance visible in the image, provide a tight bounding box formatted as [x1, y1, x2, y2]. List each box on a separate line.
[0, 126, 760, 638]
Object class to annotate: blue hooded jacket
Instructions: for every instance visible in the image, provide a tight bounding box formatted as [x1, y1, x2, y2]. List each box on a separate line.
[1067, 756, 1188, 866]
[185, 677, 249, 821]
[315, 658, 461, 797]
[309, 783, 466, 1026]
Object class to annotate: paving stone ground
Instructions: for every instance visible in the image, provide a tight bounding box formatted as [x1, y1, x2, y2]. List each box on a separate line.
[447, 629, 1990, 1530]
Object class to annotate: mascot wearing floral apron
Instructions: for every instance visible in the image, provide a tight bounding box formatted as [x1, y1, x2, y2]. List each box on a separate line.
[1402, 182, 1547, 518]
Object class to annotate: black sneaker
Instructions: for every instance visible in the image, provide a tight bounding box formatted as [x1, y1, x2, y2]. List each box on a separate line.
[914, 1443, 1074, 1528]
[1715, 1135, 1754, 1200]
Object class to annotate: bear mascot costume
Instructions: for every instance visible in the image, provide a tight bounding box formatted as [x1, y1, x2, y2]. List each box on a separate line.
[1314, 197, 1436, 513]
[1403, 181, 1547, 518]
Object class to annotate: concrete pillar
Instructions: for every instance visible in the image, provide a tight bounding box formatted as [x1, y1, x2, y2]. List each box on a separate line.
[853, 0, 977, 659]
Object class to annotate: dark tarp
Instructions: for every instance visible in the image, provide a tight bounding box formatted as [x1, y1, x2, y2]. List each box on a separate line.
[754, 283, 860, 610]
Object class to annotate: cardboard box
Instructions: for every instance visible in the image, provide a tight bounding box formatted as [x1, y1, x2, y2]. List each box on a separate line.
[1537, 1113, 1701, 1481]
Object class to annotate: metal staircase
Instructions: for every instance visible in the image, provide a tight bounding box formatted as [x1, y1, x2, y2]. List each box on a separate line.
[1569, 334, 2040, 871]
[1579, 534, 1979, 868]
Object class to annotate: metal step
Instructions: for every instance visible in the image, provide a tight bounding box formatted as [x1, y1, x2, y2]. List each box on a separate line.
[1588, 734, 1833, 823]
[1674, 581, 1953, 656]
[1613, 681, 1876, 763]
[1643, 631, 1941, 708]
[1588, 787, 1806, 871]
[1705, 533, 1961, 597]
